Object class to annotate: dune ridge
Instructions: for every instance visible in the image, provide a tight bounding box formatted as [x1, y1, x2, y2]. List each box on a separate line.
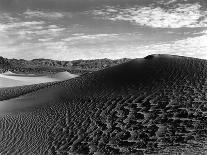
[1, 54, 207, 154]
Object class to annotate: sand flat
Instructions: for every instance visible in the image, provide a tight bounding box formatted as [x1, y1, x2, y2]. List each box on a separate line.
[0, 71, 78, 88]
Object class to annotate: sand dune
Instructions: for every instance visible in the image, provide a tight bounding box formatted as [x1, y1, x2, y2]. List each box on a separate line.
[0, 71, 78, 88]
[0, 77, 29, 88]
[1, 54, 207, 154]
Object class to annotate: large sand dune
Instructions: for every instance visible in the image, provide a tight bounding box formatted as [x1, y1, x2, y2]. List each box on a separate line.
[1, 54, 207, 154]
[0, 71, 78, 88]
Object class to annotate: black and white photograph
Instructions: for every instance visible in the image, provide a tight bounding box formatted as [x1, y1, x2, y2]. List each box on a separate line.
[0, 0, 207, 154]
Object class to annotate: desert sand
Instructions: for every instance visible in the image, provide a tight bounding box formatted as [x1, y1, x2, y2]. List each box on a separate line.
[0, 54, 207, 154]
[0, 71, 78, 88]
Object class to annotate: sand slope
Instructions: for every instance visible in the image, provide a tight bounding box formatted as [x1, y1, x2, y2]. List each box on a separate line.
[0, 71, 78, 88]
[1, 54, 207, 154]
[0, 77, 29, 88]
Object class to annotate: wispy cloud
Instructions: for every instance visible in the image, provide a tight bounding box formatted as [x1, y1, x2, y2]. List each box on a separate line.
[91, 3, 207, 28]
[0, 6, 207, 61]
[1, 30, 207, 60]
[0, 16, 45, 34]
[3, 21, 45, 30]
[62, 34, 119, 42]
[0, 12, 123, 60]
[0, 12, 67, 41]
[23, 10, 64, 19]
[23, 10, 73, 19]
[136, 30, 207, 58]
[0, 12, 67, 57]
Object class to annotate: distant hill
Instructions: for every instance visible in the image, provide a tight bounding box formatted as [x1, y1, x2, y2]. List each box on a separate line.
[0, 56, 131, 74]
[0, 56, 12, 72]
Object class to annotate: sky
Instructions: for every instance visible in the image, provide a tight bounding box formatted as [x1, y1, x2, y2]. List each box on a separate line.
[0, 0, 207, 60]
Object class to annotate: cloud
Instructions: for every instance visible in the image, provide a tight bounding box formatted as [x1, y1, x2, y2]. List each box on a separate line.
[0, 20, 47, 43]
[62, 34, 119, 42]
[0, 12, 69, 56]
[0, 8, 207, 61]
[136, 30, 207, 58]
[38, 38, 53, 42]
[0, 21, 45, 32]
[0, 11, 68, 42]
[23, 10, 68, 19]
[26, 27, 66, 36]
[0, 17, 47, 44]
[91, 3, 207, 28]
[1, 30, 207, 61]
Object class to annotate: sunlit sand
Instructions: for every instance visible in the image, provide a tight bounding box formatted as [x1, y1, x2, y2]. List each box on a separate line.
[0, 71, 78, 88]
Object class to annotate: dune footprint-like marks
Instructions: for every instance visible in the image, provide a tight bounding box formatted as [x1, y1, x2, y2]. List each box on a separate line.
[2, 55, 207, 154]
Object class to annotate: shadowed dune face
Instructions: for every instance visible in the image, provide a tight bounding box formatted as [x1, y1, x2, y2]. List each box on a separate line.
[1, 55, 207, 154]
[0, 87, 64, 112]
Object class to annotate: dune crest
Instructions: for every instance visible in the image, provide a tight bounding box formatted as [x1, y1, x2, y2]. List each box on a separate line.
[1, 55, 207, 154]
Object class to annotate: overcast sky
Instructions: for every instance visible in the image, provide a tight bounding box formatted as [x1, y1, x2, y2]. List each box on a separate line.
[0, 0, 207, 60]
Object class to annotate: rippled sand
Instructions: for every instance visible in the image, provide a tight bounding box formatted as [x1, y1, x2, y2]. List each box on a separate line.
[1, 54, 207, 154]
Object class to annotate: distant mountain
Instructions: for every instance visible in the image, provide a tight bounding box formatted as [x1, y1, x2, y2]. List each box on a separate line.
[0, 56, 131, 74]
[0, 56, 12, 72]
